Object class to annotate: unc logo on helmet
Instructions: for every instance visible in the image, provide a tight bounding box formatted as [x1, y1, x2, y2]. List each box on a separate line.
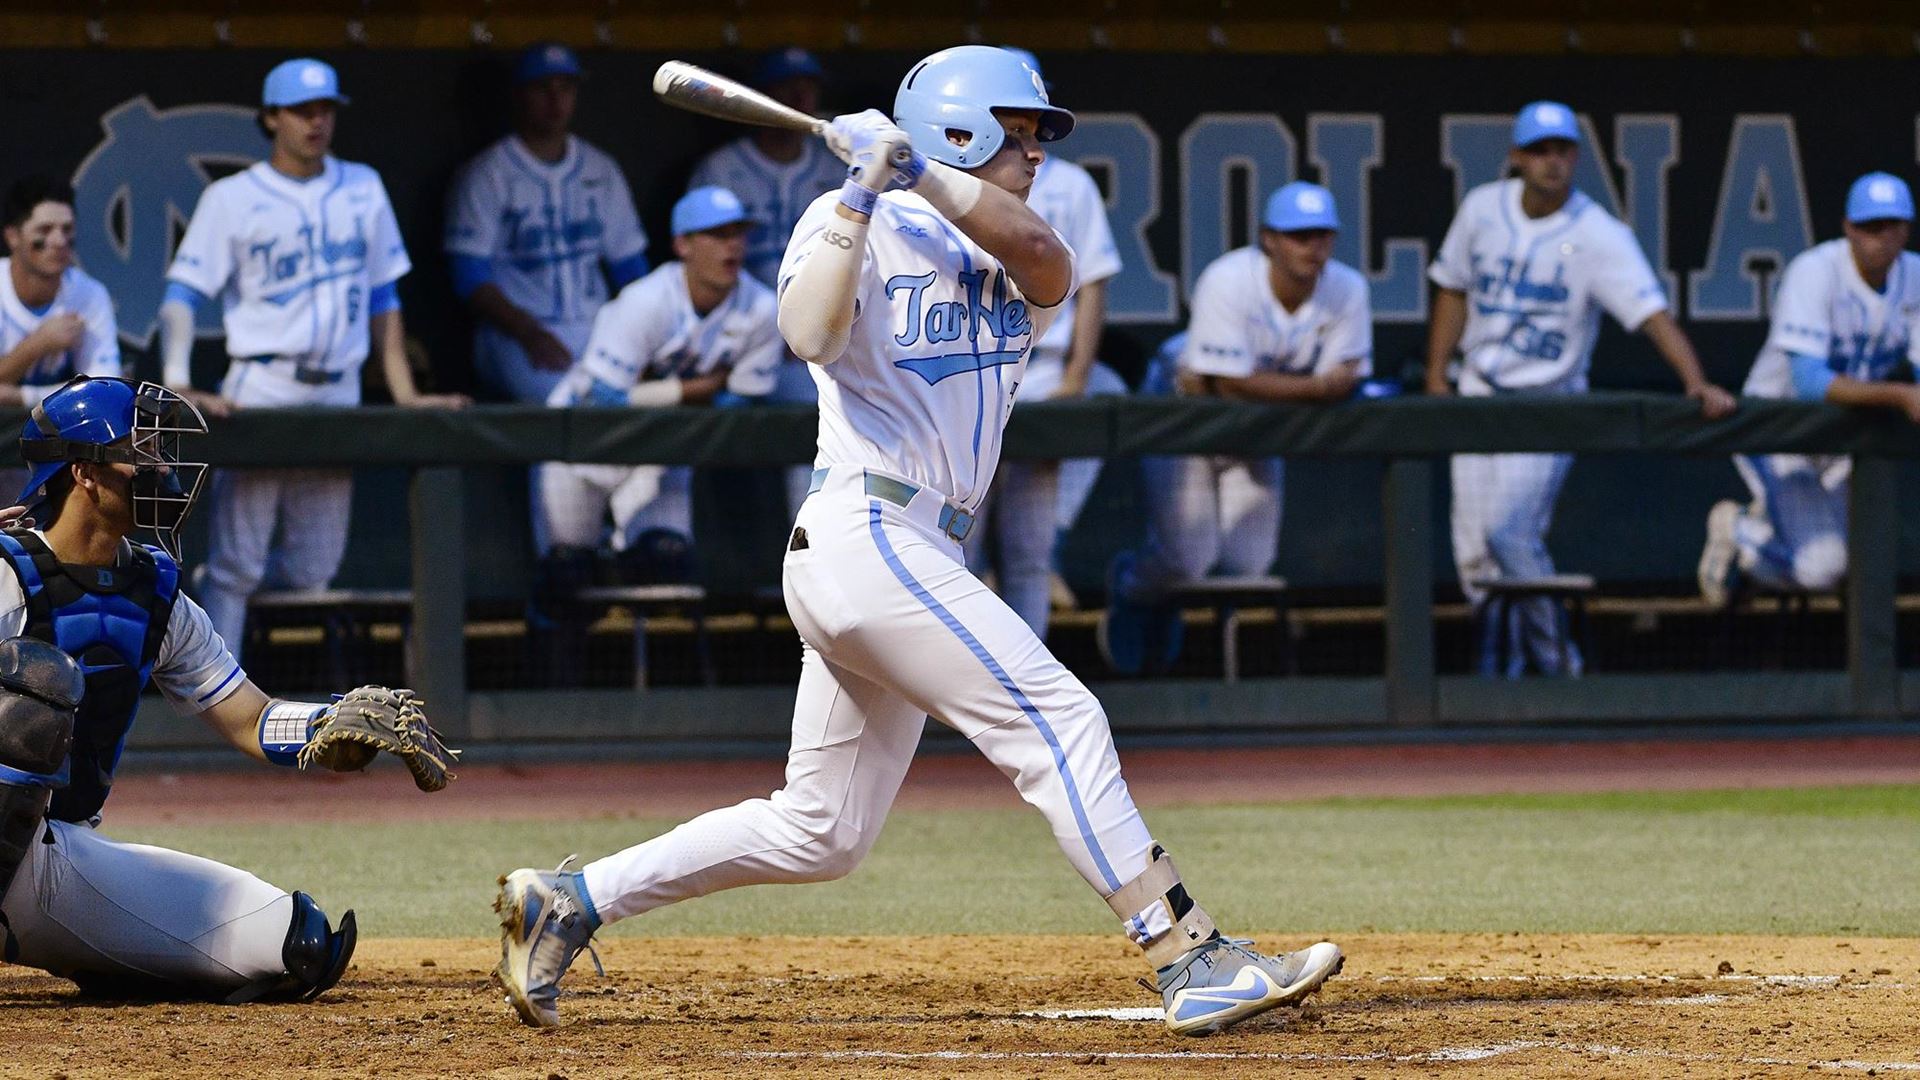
[891, 45, 1075, 171]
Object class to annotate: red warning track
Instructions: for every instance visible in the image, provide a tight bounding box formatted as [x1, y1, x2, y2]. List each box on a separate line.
[102, 734, 1920, 825]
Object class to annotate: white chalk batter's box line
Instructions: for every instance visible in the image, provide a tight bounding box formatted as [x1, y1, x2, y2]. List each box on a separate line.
[730, 1045, 1920, 1072]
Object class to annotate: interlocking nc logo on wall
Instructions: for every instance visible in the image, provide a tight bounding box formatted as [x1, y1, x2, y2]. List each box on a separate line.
[70, 96, 266, 346]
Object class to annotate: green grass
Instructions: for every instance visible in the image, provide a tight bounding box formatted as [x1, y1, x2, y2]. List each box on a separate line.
[111, 785, 1920, 939]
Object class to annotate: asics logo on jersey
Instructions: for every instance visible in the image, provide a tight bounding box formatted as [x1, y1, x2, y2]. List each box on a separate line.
[885, 268, 1033, 386]
[895, 224, 929, 238]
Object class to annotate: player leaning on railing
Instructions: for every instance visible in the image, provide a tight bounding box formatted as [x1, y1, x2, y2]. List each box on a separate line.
[0, 375, 457, 1003]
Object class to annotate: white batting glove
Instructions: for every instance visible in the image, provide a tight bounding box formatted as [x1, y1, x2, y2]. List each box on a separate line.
[825, 109, 925, 215]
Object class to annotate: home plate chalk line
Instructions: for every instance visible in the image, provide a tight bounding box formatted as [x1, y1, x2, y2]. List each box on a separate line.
[1021, 971, 1898, 1020]
[731, 1044, 1920, 1072]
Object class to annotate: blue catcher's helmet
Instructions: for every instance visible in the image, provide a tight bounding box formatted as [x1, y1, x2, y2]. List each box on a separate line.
[16, 376, 209, 558]
[893, 46, 1074, 171]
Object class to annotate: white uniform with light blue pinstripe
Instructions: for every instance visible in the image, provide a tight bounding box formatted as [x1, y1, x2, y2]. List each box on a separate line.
[578, 187, 1172, 947]
[1431, 178, 1667, 674]
[166, 155, 411, 661]
[1733, 239, 1920, 591]
[446, 135, 650, 402]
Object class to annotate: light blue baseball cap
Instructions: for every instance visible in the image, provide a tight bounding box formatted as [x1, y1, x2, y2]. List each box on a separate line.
[755, 47, 825, 88]
[516, 42, 584, 85]
[1846, 172, 1914, 223]
[1512, 100, 1579, 148]
[1263, 181, 1340, 232]
[262, 58, 348, 108]
[672, 186, 752, 237]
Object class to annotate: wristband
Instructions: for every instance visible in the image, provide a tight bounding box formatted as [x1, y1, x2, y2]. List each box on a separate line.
[258, 699, 328, 767]
[838, 180, 879, 218]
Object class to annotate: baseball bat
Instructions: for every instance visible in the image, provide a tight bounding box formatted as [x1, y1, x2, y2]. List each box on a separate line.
[652, 61, 915, 168]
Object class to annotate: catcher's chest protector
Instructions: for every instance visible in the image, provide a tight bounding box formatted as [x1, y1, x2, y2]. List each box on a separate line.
[0, 529, 178, 823]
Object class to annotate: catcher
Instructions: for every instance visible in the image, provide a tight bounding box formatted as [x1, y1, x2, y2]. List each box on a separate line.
[0, 375, 456, 1002]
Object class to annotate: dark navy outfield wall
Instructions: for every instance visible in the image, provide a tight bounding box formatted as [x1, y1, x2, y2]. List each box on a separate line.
[2, 49, 1916, 594]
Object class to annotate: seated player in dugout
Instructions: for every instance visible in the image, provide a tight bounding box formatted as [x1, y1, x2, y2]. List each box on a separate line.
[0, 375, 456, 1002]
[1099, 182, 1374, 676]
[1699, 171, 1920, 606]
[527, 187, 779, 682]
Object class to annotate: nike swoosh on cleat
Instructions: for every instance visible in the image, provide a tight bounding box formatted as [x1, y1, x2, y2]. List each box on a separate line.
[1172, 968, 1275, 1021]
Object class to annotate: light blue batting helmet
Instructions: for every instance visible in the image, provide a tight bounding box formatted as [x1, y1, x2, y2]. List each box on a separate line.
[893, 46, 1074, 170]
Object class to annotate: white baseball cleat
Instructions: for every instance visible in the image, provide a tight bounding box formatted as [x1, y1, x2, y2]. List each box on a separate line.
[1698, 499, 1742, 609]
[1154, 938, 1344, 1036]
[493, 857, 604, 1028]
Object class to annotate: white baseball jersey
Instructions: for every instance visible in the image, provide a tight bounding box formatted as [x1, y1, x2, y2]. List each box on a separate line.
[690, 137, 846, 287]
[1024, 156, 1122, 371]
[1744, 239, 1920, 399]
[1429, 178, 1666, 396]
[167, 157, 410, 406]
[547, 262, 781, 407]
[0, 537, 244, 716]
[779, 190, 1077, 511]
[0, 261, 121, 405]
[446, 135, 649, 343]
[1181, 249, 1373, 380]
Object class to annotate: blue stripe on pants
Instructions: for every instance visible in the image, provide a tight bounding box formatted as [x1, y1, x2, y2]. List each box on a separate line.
[865, 502, 1124, 892]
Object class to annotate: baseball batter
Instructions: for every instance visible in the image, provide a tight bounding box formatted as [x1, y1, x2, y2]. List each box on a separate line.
[689, 47, 848, 515]
[1699, 172, 1920, 604]
[1101, 182, 1371, 675]
[158, 58, 461, 663]
[965, 47, 1127, 637]
[0, 376, 454, 1004]
[447, 43, 651, 403]
[496, 46, 1342, 1037]
[534, 187, 779, 562]
[1425, 100, 1735, 675]
[0, 177, 121, 408]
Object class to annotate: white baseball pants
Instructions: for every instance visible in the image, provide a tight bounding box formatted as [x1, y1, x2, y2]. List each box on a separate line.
[533, 462, 692, 556]
[1450, 452, 1580, 674]
[1733, 453, 1850, 591]
[0, 819, 291, 995]
[198, 469, 353, 664]
[583, 465, 1171, 944]
[1128, 454, 1284, 597]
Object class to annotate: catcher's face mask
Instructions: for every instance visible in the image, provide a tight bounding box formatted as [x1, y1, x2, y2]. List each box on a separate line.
[126, 383, 209, 559]
[21, 380, 209, 558]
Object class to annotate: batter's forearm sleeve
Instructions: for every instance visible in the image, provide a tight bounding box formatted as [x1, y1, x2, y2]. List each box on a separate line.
[778, 214, 870, 366]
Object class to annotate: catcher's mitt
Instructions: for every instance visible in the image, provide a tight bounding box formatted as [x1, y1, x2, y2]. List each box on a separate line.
[297, 686, 459, 792]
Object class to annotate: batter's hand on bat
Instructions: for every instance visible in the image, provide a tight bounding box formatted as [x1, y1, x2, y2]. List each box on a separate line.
[825, 110, 925, 193]
[1686, 380, 1738, 420]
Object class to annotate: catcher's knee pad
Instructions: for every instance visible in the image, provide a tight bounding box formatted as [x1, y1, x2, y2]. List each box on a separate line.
[1105, 846, 1218, 969]
[225, 891, 357, 1004]
[0, 638, 84, 903]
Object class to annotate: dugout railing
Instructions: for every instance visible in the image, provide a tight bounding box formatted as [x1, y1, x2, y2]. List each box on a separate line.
[12, 392, 1915, 750]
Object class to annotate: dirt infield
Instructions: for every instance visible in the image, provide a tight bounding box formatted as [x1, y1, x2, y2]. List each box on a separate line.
[2, 933, 1913, 1078]
[104, 734, 1920, 824]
